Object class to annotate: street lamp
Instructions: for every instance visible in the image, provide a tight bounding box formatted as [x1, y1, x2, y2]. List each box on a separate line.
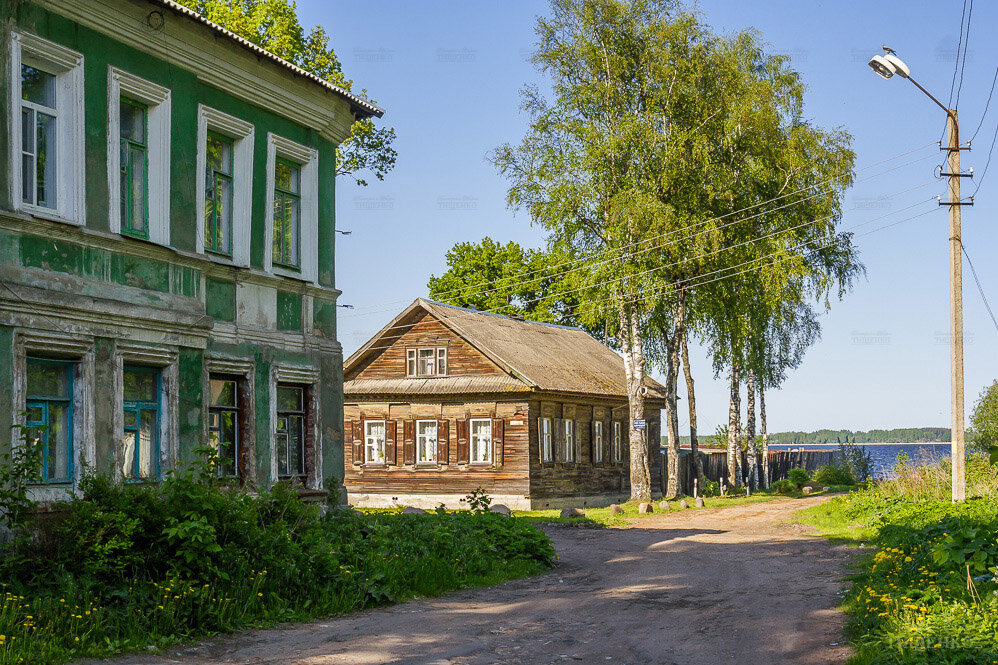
[868, 46, 970, 503]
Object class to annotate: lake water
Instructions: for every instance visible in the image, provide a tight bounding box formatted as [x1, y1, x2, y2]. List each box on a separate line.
[768, 443, 952, 479]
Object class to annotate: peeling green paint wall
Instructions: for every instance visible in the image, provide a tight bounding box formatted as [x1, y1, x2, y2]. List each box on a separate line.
[205, 278, 235, 322]
[0, 327, 13, 447]
[277, 291, 302, 331]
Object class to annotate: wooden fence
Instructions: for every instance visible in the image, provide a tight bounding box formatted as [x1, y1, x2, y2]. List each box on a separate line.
[666, 449, 835, 496]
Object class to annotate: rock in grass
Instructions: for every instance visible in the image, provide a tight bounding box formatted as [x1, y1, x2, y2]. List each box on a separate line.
[679, 499, 690, 509]
[560, 508, 585, 518]
[489, 504, 511, 515]
[822, 486, 830, 492]
[609, 504, 625, 515]
[402, 506, 426, 514]
[638, 502, 654, 514]
[802, 486, 813, 495]
[658, 500, 670, 511]
[695, 497, 705, 508]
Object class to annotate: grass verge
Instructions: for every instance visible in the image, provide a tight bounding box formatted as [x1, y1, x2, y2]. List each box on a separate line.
[798, 453, 998, 664]
[514, 489, 828, 526]
[0, 472, 554, 665]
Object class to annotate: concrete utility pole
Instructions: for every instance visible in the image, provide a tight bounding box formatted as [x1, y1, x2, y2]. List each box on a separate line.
[945, 111, 966, 503]
[868, 48, 969, 503]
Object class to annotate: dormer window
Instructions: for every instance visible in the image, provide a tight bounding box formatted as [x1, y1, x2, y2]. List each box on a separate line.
[406, 347, 447, 377]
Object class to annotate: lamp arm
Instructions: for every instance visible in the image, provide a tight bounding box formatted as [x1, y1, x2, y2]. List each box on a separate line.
[906, 75, 955, 119]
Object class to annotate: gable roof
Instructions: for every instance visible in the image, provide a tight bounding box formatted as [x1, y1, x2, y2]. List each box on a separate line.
[344, 299, 667, 400]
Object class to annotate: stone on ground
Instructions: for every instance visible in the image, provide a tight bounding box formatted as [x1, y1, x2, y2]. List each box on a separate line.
[695, 497, 705, 508]
[638, 502, 653, 514]
[560, 508, 585, 518]
[801, 486, 813, 495]
[679, 499, 690, 509]
[609, 504, 624, 515]
[402, 506, 426, 514]
[489, 504, 511, 515]
[658, 500, 670, 511]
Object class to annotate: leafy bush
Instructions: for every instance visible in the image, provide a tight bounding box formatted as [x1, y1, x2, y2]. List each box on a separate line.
[699, 478, 720, 497]
[0, 463, 554, 664]
[813, 464, 855, 486]
[800, 455, 998, 664]
[771, 479, 796, 495]
[787, 468, 809, 489]
[838, 441, 874, 482]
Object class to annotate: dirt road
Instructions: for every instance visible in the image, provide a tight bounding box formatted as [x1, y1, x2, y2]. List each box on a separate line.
[91, 496, 854, 665]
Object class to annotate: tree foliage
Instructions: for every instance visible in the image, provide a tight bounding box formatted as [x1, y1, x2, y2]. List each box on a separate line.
[427, 238, 608, 338]
[177, 0, 396, 186]
[970, 380, 998, 455]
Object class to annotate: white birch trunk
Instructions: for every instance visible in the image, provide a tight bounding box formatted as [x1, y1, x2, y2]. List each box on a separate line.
[746, 370, 758, 490]
[663, 323, 681, 499]
[759, 385, 769, 489]
[727, 360, 741, 488]
[619, 302, 650, 501]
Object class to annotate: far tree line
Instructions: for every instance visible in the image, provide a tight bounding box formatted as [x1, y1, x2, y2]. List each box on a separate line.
[673, 427, 952, 447]
[428, 0, 861, 499]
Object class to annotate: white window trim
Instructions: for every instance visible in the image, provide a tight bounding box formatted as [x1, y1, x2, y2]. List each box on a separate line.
[9, 32, 85, 225]
[564, 419, 575, 462]
[541, 417, 553, 463]
[204, 356, 256, 483]
[265, 132, 318, 282]
[470, 418, 492, 464]
[613, 422, 622, 463]
[365, 419, 386, 464]
[107, 66, 171, 245]
[11, 332, 95, 501]
[416, 419, 438, 464]
[196, 105, 254, 266]
[113, 344, 178, 482]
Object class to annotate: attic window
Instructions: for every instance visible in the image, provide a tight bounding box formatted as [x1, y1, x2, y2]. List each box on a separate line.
[406, 347, 447, 377]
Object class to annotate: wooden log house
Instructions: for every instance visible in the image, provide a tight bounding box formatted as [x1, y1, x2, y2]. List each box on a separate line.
[343, 299, 667, 510]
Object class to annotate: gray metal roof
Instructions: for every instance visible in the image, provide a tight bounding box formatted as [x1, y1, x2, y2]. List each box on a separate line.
[344, 299, 667, 400]
[154, 0, 384, 119]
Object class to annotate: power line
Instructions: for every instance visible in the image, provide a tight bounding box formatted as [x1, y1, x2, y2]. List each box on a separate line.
[955, 0, 974, 109]
[961, 242, 998, 335]
[970, 60, 998, 143]
[344, 200, 940, 354]
[948, 0, 969, 108]
[346, 149, 939, 318]
[348, 142, 937, 314]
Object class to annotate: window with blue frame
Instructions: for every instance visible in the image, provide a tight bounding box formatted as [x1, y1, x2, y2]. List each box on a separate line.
[25, 358, 73, 483]
[122, 366, 160, 480]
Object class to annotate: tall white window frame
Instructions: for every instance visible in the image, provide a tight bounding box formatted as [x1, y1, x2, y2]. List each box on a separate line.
[107, 66, 171, 246]
[593, 421, 604, 464]
[113, 344, 178, 483]
[540, 417, 553, 463]
[612, 421, 622, 463]
[365, 419, 386, 464]
[196, 105, 254, 266]
[265, 133, 318, 282]
[564, 419, 575, 462]
[9, 32, 85, 225]
[416, 419, 437, 464]
[470, 418, 492, 464]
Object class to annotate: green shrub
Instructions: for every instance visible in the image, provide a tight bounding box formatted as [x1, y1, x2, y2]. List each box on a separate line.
[0, 464, 554, 665]
[813, 464, 855, 486]
[787, 468, 809, 489]
[700, 478, 720, 497]
[771, 479, 796, 495]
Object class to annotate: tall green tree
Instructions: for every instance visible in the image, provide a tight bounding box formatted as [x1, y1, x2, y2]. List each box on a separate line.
[970, 380, 998, 458]
[178, 0, 397, 186]
[427, 238, 601, 334]
[493, 0, 717, 500]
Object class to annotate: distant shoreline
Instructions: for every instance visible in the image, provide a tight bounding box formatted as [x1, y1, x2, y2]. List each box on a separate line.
[682, 442, 951, 450]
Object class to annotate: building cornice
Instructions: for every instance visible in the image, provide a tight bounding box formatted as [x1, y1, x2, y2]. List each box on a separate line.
[34, 0, 364, 143]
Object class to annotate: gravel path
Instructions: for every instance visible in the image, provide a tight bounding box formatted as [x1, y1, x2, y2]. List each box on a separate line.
[84, 496, 854, 665]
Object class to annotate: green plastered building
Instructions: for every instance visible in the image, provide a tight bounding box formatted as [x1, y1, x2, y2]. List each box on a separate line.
[0, 0, 382, 501]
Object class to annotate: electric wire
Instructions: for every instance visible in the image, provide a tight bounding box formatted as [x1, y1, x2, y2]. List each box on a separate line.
[970, 63, 998, 142]
[343, 149, 934, 318]
[961, 242, 998, 335]
[954, 0, 974, 109]
[948, 0, 969, 108]
[344, 199, 940, 354]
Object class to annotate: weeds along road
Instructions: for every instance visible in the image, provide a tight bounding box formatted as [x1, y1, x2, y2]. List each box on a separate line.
[88, 496, 853, 665]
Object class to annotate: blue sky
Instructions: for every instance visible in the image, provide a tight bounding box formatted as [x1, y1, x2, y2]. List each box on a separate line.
[299, 0, 998, 434]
